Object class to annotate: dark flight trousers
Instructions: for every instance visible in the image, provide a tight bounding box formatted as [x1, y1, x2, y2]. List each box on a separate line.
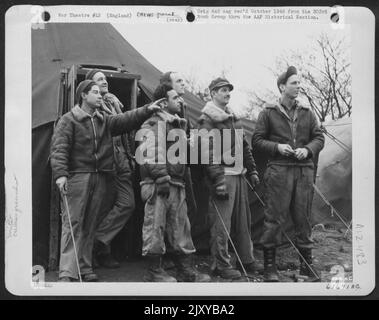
[261, 164, 314, 249]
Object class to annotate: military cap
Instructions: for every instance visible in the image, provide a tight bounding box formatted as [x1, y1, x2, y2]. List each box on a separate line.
[85, 68, 102, 80]
[75, 80, 96, 103]
[208, 77, 234, 92]
[277, 66, 298, 89]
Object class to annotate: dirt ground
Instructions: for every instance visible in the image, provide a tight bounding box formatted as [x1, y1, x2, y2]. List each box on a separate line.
[46, 224, 352, 283]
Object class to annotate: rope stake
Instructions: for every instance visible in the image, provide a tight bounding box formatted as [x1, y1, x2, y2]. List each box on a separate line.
[321, 126, 351, 153]
[312, 183, 352, 232]
[243, 176, 320, 281]
[211, 199, 250, 282]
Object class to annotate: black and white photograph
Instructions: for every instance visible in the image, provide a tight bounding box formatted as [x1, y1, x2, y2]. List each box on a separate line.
[4, 5, 375, 296]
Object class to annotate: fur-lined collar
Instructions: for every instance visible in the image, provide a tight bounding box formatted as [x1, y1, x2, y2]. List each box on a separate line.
[71, 105, 104, 122]
[201, 101, 238, 123]
[265, 99, 309, 110]
[265, 100, 309, 121]
[102, 92, 123, 115]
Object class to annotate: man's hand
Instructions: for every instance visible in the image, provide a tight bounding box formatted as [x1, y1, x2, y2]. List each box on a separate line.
[214, 183, 229, 200]
[277, 144, 295, 157]
[157, 181, 170, 199]
[294, 148, 309, 160]
[56, 176, 67, 194]
[248, 174, 260, 188]
[147, 98, 166, 113]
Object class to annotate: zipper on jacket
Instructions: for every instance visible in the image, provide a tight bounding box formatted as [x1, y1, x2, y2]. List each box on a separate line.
[278, 106, 297, 147]
[90, 118, 99, 173]
[290, 119, 296, 145]
[291, 108, 299, 146]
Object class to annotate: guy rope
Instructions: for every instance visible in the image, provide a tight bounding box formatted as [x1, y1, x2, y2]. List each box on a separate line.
[243, 176, 321, 281]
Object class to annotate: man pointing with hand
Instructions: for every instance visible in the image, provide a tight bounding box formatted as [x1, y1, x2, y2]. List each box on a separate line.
[51, 80, 162, 282]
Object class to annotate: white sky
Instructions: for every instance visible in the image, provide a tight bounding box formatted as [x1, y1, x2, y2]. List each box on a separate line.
[114, 22, 350, 113]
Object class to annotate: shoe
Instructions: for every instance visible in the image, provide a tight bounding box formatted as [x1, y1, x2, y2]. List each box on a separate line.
[82, 273, 99, 282]
[144, 256, 177, 282]
[162, 257, 176, 270]
[97, 253, 120, 269]
[58, 276, 74, 282]
[237, 260, 264, 275]
[173, 255, 211, 282]
[144, 268, 178, 282]
[263, 248, 279, 282]
[298, 248, 321, 282]
[214, 268, 242, 280]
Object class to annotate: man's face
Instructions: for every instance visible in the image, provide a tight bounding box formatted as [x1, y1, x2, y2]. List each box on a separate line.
[281, 74, 300, 99]
[170, 73, 186, 95]
[83, 85, 102, 108]
[92, 72, 108, 94]
[212, 86, 231, 106]
[166, 89, 181, 114]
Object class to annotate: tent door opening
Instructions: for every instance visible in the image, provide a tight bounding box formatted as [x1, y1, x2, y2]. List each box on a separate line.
[48, 64, 142, 271]
[64, 64, 141, 112]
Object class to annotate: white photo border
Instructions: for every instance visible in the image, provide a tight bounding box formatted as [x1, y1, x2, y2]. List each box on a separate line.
[4, 5, 375, 296]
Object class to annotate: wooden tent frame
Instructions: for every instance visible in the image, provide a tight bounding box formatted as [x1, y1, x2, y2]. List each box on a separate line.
[48, 64, 141, 271]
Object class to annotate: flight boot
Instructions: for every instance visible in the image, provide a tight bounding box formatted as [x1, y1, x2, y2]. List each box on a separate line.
[299, 248, 321, 282]
[144, 256, 177, 282]
[263, 248, 279, 282]
[173, 255, 211, 282]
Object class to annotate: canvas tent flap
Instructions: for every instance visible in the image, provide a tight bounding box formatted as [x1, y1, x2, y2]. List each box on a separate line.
[32, 23, 256, 137]
[32, 23, 162, 128]
[32, 123, 54, 266]
[312, 117, 352, 224]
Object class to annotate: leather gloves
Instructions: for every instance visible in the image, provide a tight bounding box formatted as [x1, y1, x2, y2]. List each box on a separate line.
[248, 173, 260, 189]
[214, 183, 228, 200]
[157, 181, 170, 198]
[213, 177, 229, 200]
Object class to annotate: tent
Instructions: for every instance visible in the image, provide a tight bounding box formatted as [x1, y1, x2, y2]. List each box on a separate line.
[32, 23, 351, 268]
[32, 23, 257, 267]
[312, 117, 352, 225]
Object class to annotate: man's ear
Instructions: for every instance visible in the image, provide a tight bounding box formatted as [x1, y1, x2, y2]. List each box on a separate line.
[81, 92, 87, 101]
[279, 84, 285, 93]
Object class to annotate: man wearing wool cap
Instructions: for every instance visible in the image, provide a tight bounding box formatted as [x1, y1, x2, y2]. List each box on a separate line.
[85, 69, 137, 269]
[252, 66, 325, 282]
[50, 79, 163, 282]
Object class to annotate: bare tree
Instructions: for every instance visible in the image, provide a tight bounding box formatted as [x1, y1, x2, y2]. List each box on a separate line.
[245, 32, 351, 122]
[315, 33, 352, 120]
[184, 68, 209, 102]
[241, 89, 278, 120]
